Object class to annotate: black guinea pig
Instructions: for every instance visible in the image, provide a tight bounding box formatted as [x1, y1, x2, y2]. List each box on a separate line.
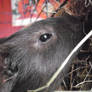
[0, 13, 84, 92]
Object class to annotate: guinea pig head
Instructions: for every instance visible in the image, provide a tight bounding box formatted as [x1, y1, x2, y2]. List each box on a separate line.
[0, 14, 84, 92]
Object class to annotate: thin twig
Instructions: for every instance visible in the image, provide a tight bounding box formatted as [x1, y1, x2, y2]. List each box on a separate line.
[73, 80, 92, 88]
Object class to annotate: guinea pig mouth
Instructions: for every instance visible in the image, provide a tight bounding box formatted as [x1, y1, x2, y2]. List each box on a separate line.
[2, 72, 18, 85]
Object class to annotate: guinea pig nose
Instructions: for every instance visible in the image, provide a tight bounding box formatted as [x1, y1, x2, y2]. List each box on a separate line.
[39, 33, 52, 42]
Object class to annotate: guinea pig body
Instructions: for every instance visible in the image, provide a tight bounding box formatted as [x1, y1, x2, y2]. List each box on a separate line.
[0, 13, 84, 92]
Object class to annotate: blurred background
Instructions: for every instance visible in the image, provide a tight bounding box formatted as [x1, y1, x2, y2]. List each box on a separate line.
[0, 0, 65, 38]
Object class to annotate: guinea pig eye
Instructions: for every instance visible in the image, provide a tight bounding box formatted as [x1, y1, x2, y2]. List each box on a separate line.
[39, 33, 52, 42]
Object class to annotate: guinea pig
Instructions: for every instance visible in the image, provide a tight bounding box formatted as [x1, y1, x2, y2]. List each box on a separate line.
[0, 13, 85, 92]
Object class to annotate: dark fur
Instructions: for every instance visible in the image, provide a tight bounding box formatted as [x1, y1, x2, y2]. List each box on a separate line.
[0, 13, 85, 92]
